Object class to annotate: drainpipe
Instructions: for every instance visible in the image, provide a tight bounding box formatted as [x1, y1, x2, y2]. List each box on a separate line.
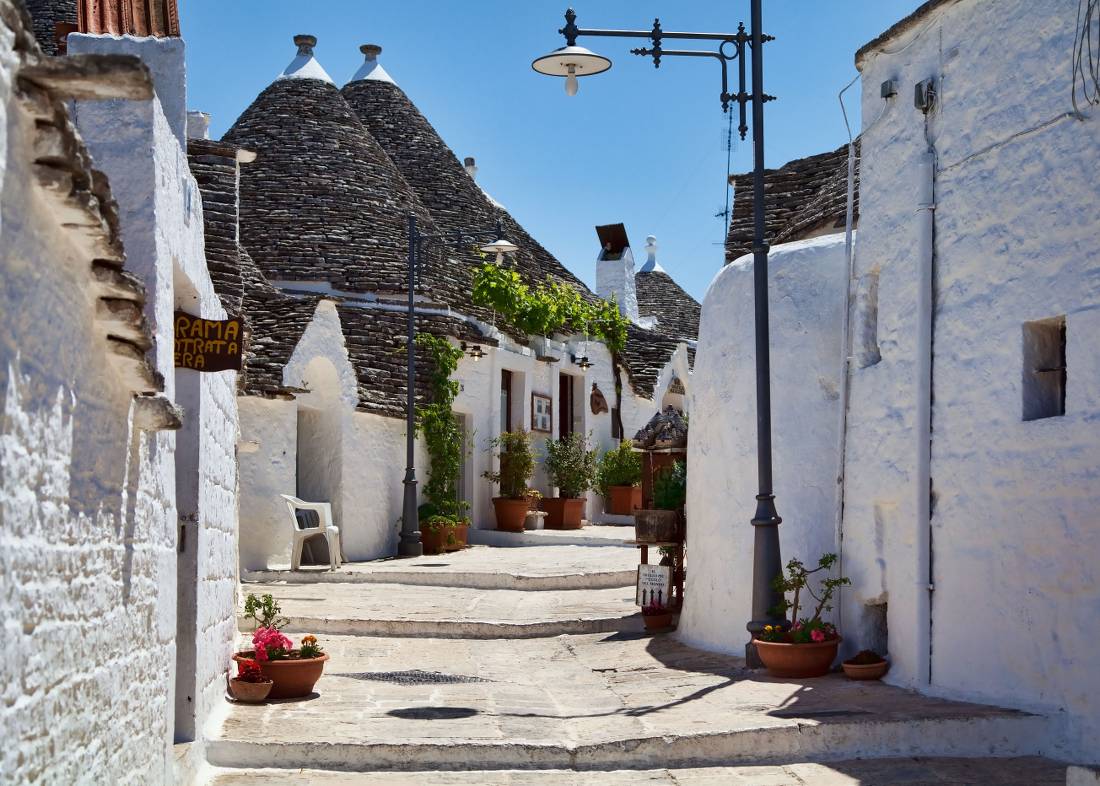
[915, 94, 937, 686]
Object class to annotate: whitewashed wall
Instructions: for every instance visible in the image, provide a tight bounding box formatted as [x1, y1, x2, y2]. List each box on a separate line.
[71, 32, 240, 772]
[238, 397, 298, 570]
[677, 235, 849, 655]
[852, 0, 1100, 760]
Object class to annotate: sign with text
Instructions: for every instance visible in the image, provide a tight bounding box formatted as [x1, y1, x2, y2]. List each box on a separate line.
[636, 563, 672, 607]
[174, 312, 243, 372]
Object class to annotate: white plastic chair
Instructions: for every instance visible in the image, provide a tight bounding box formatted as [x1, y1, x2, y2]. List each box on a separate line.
[281, 494, 342, 571]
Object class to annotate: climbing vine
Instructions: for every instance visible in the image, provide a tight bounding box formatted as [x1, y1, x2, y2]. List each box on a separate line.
[414, 333, 466, 521]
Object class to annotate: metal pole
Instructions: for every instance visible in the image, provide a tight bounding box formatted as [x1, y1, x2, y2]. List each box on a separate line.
[399, 213, 423, 557]
[745, 0, 783, 665]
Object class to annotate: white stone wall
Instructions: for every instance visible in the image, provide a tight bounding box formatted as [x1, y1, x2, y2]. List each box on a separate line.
[596, 246, 640, 322]
[851, 0, 1100, 760]
[677, 235, 849, 655]
[238, 396, 298, 570]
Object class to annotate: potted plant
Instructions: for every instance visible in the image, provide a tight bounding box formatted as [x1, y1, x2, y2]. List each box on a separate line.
[484, 430, 534, 532]
[233, 593, 329, 699]
[420, 514, 458, 555]
[597, 441, 642, 515]
[634, 460, 686, 542]
[523, 488, 547, 530]
[543, 432, 597, 529]
[229, 657, 273, 703]
[754, 553, 851, 678]
[842, 650, 889, 680]
[642, 601, 673, 632]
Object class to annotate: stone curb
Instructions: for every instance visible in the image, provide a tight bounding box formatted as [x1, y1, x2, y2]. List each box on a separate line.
[241, 568, 637, 592]
[247, 613, 642, 639]
[207, 712, 1049, 772]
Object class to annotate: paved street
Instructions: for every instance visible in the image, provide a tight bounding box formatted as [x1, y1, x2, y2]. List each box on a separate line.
[209, 541, 1071, 783]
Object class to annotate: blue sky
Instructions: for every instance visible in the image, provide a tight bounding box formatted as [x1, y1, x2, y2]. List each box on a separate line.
[182, 1, 921, 301]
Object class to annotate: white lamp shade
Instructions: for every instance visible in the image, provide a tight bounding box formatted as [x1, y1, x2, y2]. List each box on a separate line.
[481, 238, 519, 255]
[531, 45, 612, 78]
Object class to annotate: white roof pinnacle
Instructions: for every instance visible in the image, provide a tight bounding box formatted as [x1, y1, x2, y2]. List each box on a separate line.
[638, 235, 666, 273]
[348, 43, 396, 85]
[278, 34, 334, 84]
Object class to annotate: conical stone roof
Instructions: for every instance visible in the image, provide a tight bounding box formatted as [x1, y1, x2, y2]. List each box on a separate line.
[222, 36, 438, 295]
[341, 45, 592, 313]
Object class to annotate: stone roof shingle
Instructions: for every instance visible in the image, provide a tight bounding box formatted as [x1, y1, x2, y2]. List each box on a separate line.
[635, 270, 700, 342]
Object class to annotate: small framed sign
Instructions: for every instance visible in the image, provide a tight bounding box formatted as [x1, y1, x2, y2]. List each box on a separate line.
[531, 392, 553, 433]
[636, 563, 672, 607]
[174, 311, 244, 371]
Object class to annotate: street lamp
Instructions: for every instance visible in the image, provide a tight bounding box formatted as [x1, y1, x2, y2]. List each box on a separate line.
[533, 4, 785, 663]
[399, 215, 518, 557]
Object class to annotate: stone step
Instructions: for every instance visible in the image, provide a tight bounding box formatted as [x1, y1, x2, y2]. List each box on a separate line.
[239, 582, 640, 639]
[242, 545, 638, 591]
[209, 633, 1052, 774]
[469, 524, 634, 548]
[209, 757, 1069, 785]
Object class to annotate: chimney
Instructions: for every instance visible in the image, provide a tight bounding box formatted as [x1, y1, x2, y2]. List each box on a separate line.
[464, 157, 478, 180]
[295, 34, 317, 56]
[76, 0, 180, 37]
[186, 111, 211, 140]
[594, 223, 639, 322]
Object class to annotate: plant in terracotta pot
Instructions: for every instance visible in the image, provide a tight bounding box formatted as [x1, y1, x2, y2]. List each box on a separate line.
[419, 513, 459, 555]
[597, 441, 642, 516]
[634, 460, 686, 543]
[542, 431, 597, 529]
[484, 430, 534, 532]
[642, 601, 674, 632]
[523, 488, 547, 530]
[842, 649, 889, 680]
[754, 553, 851, 678]
[233, 593, 329, 699]
[229, 657, 273, 703]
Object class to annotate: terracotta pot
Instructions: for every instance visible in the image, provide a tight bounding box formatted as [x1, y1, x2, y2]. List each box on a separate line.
[444, 523, 468, 552]
[493, 498, 529, 532]
[229, 677, 273, 703]
[643, 612, 673, 631]
[754, 637, 841, 678]
[634, 509, 682, 542]
[542, 497, 585, 529]
[842, 658, 889, 680]
[607, 486, 642, 515]
[233, 652, 329, 699]
[420, 525, 447, 555]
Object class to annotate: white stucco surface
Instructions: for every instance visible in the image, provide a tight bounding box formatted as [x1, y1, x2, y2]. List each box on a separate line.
[677, 235, 849, 656]
[596, 245, 639, 322]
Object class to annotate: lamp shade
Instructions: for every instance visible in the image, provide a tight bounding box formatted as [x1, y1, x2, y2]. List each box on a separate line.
[480, 238, 519, 256]
[531, 45, 612, 78]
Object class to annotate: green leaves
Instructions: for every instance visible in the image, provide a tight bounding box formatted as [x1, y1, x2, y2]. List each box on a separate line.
[470, 263, 629, 353]
[414, 334, 467, 520]
[544, 432, 597, 499]
[596, 441, 642, 496]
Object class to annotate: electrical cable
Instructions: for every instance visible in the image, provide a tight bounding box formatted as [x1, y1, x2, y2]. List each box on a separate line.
[1072, 0, 1100, 116]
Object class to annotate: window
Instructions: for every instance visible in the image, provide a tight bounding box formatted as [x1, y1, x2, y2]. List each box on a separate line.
[1022, 316, 1066, 421]
[500, 370, 513, 433]
[611, 408, 622, 440]
[559, 373, 575, 439]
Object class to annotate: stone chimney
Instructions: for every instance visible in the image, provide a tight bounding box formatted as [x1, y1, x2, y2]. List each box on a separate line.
[76, 0, 180, 37]
[464, 157, 478, 179]
[594, 223, 639, 322]
[186, 111, 211, 140]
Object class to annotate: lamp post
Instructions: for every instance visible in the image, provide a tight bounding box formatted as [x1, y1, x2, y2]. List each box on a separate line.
[399, 215, 518, 557]
[533, 3, 785, 663]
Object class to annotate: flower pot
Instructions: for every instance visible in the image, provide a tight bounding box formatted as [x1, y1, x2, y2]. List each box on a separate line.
[842, 657, 889, 681]
[233, 652, 329, 699]
[634, 509, 682, 542]
[754, 637, 841, 679]
[229, 677, 273, 703]
[524, 511, 547, 530]
[542, 497, 585, 529]
[643, 612, 673, 631]
[493, 498, 529, 532]
[607, 485, 642, 515]
[420, 525, 448, 555]
[444, 522, 468, 551]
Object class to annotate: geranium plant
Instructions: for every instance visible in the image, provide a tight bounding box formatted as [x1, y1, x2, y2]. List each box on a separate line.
[758, 553, 850, 644]
[642, 601, 668, 617]
[235, 658, 269, 683]
[242, 592, 324, 660]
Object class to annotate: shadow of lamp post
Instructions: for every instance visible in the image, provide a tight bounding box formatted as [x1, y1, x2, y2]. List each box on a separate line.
[399, 217, 518, 557]
[531, 3, 784, 664]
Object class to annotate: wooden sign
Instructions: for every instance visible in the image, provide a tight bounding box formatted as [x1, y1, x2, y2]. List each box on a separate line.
[636, 563, 672, 607]
[174, 312, 243, 371]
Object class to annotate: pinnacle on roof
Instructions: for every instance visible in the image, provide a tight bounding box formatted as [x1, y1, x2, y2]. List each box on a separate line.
[279, 34, 334, 84]
[637, 235, 666, 273]
[348, 43, 396, 85]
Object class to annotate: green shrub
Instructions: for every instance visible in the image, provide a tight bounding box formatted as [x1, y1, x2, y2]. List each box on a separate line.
[596, 441, 642, 496]
[652, 460, 686, 510]
[544, 432, 597, 499]
[483, 430, 535, 499]
[414, 334, 467, 519]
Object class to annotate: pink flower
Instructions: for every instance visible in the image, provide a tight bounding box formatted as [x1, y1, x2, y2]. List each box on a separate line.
[810, 628, 825, 642]
[252, 626, 292, 661]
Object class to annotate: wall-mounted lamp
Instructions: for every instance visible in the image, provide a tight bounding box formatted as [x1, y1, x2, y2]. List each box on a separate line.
[461, 342, 485, 361]
[572, 354, 592, 371]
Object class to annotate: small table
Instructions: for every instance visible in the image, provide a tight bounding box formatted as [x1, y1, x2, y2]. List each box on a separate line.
[624, 539, 684, 611]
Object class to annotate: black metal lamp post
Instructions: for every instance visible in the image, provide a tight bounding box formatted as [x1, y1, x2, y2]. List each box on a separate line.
[533, 3, 785, 662]
[398, 215, 518, 557]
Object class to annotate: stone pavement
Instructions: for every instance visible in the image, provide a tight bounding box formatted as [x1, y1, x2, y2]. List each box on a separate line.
[214, 539, 1069, 783]
[209, 757, 1067, 785]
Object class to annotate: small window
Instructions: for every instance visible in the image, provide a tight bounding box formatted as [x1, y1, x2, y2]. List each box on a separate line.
[611, 408, 622, 440]
[500, 370, 513, 433]
[1022, 316, 1066, 421]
